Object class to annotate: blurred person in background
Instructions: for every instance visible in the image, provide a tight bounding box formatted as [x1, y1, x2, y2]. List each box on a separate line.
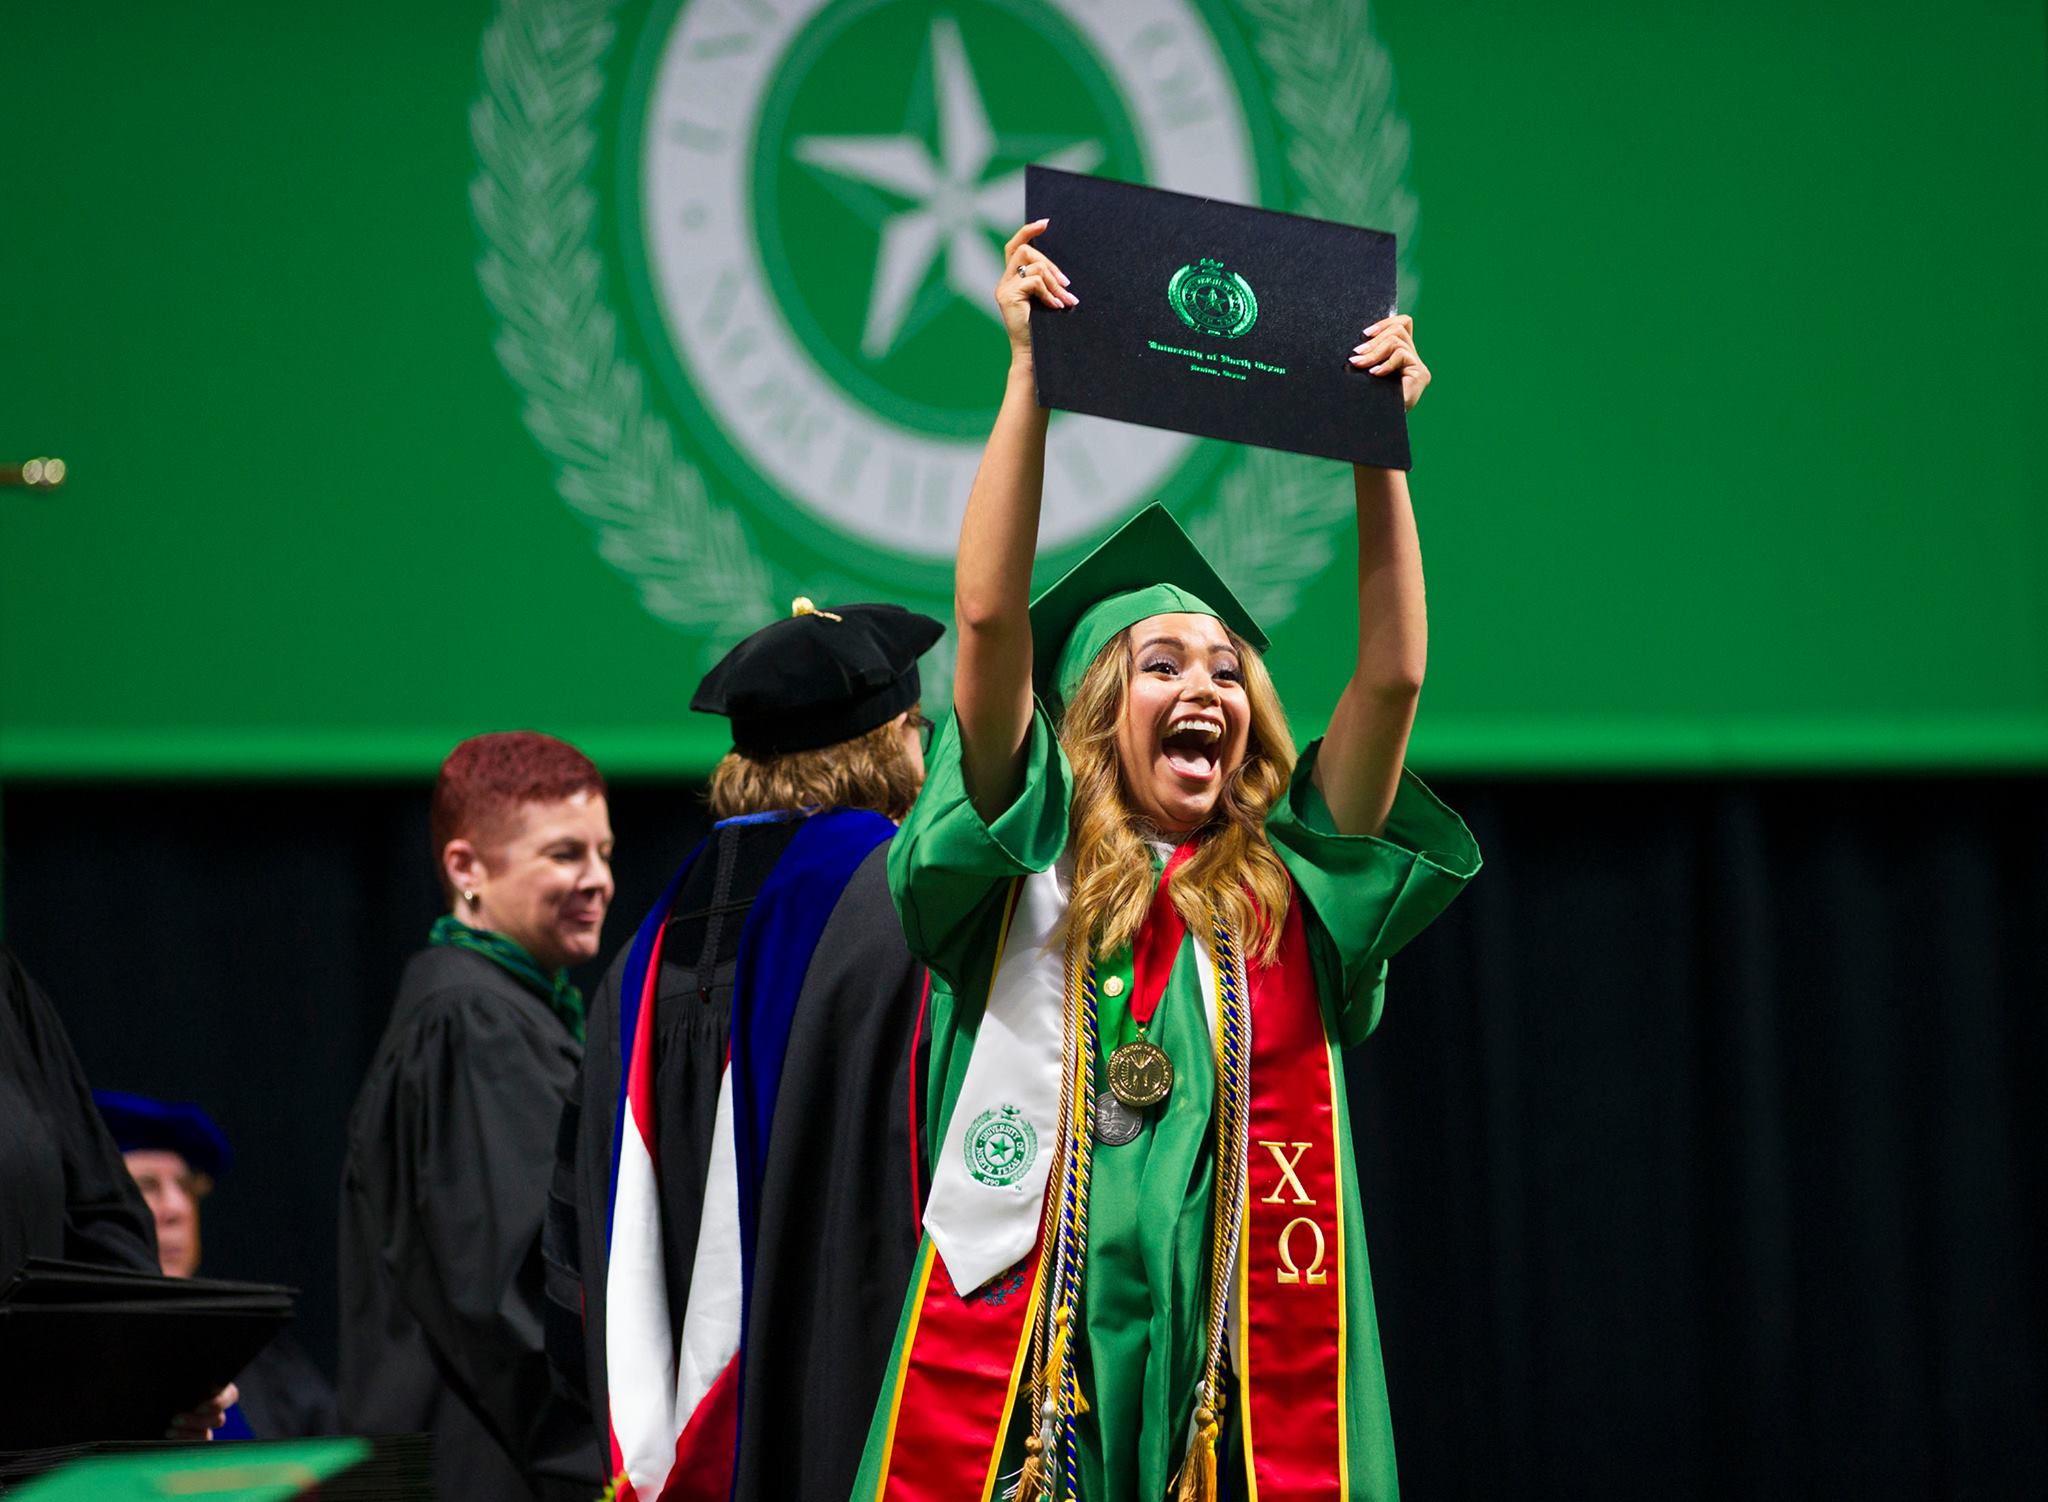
[95, 1090, 225, 1281]
[95, 1088, 339, 1439]
[1, 950, 158, 1279]
[553, 601, 941, 1502]
[339, 731, 613, 1501]
[0, 948, 234, 1440]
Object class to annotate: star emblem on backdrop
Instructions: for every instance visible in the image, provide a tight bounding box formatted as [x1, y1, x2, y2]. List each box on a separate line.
[792, 15, 1104, 360]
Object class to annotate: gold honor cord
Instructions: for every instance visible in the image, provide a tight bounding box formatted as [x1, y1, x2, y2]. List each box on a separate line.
[1014, 937, 1095, 1502]
[1173, 922, 1253, 1502]
[1056, 951, 1101, 1498]
[1014, 925, 1253, 1502]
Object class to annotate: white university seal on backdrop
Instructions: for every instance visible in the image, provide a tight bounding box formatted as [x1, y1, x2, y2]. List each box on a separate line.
[470, 0, 1418, 665]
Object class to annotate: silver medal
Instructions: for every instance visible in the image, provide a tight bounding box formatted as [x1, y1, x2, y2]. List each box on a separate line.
[1092, 1087, 1143, 1146]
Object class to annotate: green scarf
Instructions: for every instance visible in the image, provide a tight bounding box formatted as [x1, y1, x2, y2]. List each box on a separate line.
[428, 914, 587, 1043]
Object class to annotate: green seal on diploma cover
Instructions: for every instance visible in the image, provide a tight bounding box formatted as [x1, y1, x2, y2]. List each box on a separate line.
[1168, 259, 1260, 339]
[965, 1104, 1038, 1187]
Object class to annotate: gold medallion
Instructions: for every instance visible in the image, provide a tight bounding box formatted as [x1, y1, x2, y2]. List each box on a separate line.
[1106, 1038, 1174, 1108]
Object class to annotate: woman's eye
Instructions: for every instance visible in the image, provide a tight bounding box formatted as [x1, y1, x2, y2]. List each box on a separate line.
[1216, 667, 1242, 683]
[1144, 658, 1177, 675]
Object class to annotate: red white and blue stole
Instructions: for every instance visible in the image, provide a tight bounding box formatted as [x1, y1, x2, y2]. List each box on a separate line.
[606, 808, 895, 1502]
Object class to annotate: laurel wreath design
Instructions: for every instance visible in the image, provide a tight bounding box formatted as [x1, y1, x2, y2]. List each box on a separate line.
[1192, 0, 1419, 626]
[470, 0, 780, 641]
[469, 0, 1414, 648]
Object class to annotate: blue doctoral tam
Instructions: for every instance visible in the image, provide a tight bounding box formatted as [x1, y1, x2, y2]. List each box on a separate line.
[93, 1089, 233, 1180]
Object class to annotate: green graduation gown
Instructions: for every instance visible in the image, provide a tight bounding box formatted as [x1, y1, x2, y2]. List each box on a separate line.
[854, 706, 1479, 1501]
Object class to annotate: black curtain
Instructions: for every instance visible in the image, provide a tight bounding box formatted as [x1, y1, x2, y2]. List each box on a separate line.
[3, 773, 2043, 1499]
[1347, 776, 2047, 1499]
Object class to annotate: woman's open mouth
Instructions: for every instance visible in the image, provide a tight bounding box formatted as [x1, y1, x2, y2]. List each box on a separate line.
[1160, 714, 1224, 782]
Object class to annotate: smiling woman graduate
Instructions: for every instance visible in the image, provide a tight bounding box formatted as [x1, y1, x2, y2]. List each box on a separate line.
[851, 224, 1482, 1502]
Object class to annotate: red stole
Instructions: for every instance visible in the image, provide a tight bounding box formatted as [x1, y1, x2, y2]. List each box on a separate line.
[1234, 892, 1348, 1496]
[867, 1239, 1044, 1502]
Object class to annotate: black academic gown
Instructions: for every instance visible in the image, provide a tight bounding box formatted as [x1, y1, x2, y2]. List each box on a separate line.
[339, 946, 599, 1502]
[232, 1330, 340, 1439]
[549, 814, 928, 1502]
[0, 947, 158, 1280]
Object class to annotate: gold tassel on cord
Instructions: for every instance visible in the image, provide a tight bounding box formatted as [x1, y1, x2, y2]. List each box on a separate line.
[1044, 1307, 1070, 1387]
[1171, 1403, 1220, 1502]
[1010, 1435, 1049, 1502]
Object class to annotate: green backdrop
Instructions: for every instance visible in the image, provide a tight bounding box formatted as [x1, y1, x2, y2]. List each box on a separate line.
[3, 0, 2044, 777]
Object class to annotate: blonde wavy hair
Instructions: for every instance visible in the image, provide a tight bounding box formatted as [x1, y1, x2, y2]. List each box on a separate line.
[708, 714, 922, 822]
[1059, 630, 1297, 967]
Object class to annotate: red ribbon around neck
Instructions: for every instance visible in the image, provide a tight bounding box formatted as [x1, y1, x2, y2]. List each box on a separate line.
[1127, 842, 1197, 1029]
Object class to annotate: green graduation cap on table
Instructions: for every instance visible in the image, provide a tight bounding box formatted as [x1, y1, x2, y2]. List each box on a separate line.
[8, 1439, 370, 1501]
[1028, 503, 1269, 717]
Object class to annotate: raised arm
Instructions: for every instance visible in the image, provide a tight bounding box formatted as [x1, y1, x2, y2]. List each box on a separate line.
[954, 220, 1077, 818]
[1313, 315, 1433, 837]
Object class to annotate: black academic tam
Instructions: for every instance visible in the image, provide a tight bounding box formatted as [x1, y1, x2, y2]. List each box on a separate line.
[691, 600, 944, 757]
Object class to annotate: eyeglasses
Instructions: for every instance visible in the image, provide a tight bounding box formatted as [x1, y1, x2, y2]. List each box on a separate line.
[906, 711, 934, 753]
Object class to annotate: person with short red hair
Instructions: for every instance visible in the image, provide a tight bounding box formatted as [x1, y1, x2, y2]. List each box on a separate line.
[426, 731, 615, 979]
[340, 731, 614, 1501]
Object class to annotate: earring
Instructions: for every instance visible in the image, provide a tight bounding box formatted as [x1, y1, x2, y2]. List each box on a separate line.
[462, 890, 478, 906]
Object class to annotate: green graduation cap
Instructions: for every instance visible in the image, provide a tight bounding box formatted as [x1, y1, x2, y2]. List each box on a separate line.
[9, 1439, 370, 1501]
[1029, 503, 1268, 716]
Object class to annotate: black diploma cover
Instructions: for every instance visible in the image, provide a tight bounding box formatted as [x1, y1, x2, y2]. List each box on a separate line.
[1025, 166, 1409, 471]
[0, 1259, 294, 1447]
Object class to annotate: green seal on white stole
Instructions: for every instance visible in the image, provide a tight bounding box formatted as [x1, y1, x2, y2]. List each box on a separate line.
[965, 1104, 1038, 1187]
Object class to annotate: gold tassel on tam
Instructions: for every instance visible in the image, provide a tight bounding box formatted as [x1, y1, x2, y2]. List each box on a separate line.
[1171, 1403, 1221, 1502]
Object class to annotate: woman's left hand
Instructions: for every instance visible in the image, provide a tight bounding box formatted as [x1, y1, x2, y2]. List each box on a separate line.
[1350, 314, 1429, 411]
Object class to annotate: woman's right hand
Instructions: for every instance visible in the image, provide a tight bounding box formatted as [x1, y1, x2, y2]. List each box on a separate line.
[995, 219, 1078, 361]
